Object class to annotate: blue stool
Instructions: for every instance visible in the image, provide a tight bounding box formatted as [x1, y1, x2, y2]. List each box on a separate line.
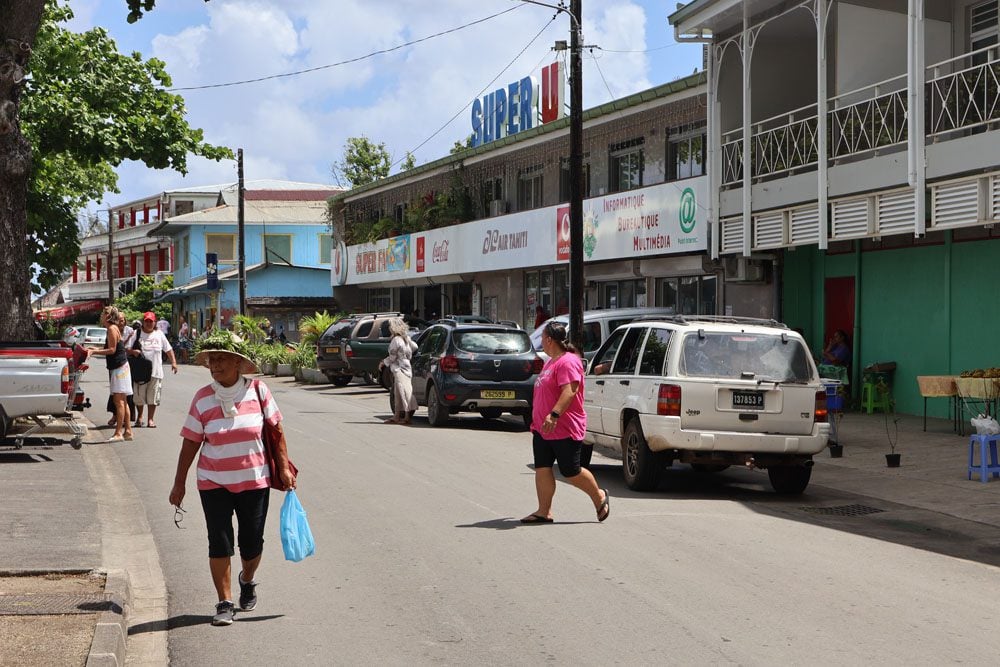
[967, 434, 1000, 483]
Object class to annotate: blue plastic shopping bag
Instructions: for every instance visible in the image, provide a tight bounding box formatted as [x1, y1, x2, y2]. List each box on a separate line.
[279, 489, 315, 562]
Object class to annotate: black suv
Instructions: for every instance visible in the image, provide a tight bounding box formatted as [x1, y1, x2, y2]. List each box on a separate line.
[316, 314, 367, 385]
[399, 322, 541, 427]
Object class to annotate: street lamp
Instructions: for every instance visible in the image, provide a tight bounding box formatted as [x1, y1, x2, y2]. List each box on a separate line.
[521, 0, 584, 351]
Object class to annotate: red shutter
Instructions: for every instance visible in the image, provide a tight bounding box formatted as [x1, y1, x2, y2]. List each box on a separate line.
[130, 208, 136, 227]
[118, 212, 125, 229]
[143, 205, 149, 223]
[86, 258, 92, 282]
[144, 249, 150, 274]
[118, 255, 124, 279]
[159, 248, 167, 272]
[96, 258, 102, 280]
[130, 251, 137, 276]
[72, 264, 78, 283]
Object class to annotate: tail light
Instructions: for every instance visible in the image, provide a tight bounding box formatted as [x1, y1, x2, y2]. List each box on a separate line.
[814, 390, 828, 423]
[60, 365, 71, 395]
[657, 384, 682, 416]
[440, 355, 460, 373]
[345, 343, 354, 358]
[530, 356, 544, 374]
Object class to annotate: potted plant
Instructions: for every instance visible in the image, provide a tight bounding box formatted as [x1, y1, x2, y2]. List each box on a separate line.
[885, 420, 900, 468]
[275, 345, 293, 377]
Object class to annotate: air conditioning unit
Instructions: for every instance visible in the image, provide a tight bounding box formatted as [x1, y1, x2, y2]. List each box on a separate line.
[723, 256, 765, 283]
[489, 200, 509, 217]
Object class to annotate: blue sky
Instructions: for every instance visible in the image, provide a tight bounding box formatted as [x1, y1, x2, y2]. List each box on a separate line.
[66, 0, 703, 213]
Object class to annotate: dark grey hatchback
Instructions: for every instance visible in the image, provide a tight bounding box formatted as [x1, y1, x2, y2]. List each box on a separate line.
[401, 323, 542, 427]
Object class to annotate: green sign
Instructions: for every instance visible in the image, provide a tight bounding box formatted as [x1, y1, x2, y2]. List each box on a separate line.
[679, 187, 697, 234]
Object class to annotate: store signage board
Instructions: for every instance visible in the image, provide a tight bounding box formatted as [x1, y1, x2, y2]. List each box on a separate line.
[337, 177, 707, 286]
[470, 61, 564, 148]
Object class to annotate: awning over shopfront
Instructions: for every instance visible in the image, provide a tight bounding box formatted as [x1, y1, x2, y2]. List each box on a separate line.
[33, 299, 105, 321]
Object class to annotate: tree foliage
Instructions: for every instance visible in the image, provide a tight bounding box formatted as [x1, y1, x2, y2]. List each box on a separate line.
[113, 273, 173, 324]
[22, 3, 231, 291]
[400, 151, 416, 171]
[333, 136, 391, 188]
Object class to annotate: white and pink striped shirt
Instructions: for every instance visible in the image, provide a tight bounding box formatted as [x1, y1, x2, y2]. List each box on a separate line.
[180, 378, 282, 493]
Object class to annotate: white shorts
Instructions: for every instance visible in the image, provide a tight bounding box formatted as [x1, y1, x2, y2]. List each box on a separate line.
[109, 365, 133, 395]
[133, 377, 162, 406]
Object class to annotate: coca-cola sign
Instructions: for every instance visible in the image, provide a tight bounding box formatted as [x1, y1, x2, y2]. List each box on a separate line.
[432, 240, 449, 263]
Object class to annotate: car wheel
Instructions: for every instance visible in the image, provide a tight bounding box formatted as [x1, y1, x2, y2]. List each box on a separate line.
[691, 464, 730, 473]
[767, 465, 812, 495]
[622, 417, 662, 492]
[427, 384, 449, 427]
[479, 408, 503, 420]
[330, 375, 352, 387]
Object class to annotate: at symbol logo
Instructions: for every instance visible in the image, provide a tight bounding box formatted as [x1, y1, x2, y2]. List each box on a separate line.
[679, 187, 697, 233]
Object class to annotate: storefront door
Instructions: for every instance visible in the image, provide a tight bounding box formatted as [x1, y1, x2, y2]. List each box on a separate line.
[824, 276, 855, 357]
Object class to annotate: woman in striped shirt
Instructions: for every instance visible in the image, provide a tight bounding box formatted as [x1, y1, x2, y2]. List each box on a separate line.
[169, 331, 296, 626]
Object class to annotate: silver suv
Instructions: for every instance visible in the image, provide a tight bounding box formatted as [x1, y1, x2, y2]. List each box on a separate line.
[583, 316, 830, 495]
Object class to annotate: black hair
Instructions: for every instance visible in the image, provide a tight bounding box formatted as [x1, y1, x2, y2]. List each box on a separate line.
[543, 321, 579, 355]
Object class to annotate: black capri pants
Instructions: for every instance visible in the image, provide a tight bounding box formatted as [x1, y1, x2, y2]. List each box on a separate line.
[532, 431, 585, 478]
[199, 487, 270, 559]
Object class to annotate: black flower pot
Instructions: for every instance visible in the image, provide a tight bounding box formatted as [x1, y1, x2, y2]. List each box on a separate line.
[885, 453, 901, 468]
[829, 443, 843, 458]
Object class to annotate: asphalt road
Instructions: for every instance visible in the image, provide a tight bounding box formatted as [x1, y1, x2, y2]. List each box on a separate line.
[105, 366, 1000, 665]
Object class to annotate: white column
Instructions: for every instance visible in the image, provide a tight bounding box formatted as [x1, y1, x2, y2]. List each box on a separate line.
[708, 43, 720, 260]
[741, 1, 753, 257]
[817, 0, 829, 250]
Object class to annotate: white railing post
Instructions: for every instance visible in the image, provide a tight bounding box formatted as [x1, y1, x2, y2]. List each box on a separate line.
[741, 1, 755, 257]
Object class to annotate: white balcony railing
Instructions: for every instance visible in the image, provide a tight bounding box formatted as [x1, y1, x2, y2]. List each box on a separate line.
[721, 47, 1000, 186]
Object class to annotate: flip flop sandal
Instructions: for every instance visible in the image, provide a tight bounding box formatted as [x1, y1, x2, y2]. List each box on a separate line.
[597, 489, 610, 522]
[520, 514, 554, 524]
[108, 435, 125, 443]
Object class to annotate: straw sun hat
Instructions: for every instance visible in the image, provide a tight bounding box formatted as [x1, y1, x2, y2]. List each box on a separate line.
[193, 330, 258, 374]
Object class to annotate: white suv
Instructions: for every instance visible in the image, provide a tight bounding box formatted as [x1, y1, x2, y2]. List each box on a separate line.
[583, 316, 830, 495]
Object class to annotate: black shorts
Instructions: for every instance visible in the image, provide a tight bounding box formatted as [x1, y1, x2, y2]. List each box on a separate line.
[199, 487, 270, 560]
[532, 431, 585, 478]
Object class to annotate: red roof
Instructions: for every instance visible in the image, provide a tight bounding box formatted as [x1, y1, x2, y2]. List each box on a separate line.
[243, 190, 335, 202]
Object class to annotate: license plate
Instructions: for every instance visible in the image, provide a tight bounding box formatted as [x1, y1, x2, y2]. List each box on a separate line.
[732, 390, 764, 409]
[326, 346, 340, 354]
[481, 390, 515, 399]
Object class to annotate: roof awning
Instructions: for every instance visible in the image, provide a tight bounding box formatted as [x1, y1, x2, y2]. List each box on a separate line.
[33, 299, 105, 321]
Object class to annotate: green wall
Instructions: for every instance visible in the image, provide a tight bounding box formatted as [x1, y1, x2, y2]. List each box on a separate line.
[781, 236, 1000, 418]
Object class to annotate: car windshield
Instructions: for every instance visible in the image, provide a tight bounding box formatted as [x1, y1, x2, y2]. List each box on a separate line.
[454, 330, 532, 354]
[679, 332, 813, 381]
[529, 317, 568, 350]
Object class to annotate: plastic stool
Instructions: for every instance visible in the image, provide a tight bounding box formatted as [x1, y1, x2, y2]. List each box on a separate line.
[967, 434, 1000, 483]
[861, 381, 891, 414]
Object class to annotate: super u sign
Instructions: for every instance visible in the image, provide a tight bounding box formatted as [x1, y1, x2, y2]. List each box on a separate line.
[470, 61, 564, 148]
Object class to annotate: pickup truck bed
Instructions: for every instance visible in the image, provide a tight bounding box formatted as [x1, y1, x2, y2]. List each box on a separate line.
[0, 341, 86, 448]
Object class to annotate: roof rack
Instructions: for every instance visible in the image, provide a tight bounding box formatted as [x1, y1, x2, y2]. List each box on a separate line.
[668, 315, 789, 329]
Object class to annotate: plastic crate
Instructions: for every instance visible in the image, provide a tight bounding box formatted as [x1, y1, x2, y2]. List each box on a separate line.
[823, 380, 844, 411]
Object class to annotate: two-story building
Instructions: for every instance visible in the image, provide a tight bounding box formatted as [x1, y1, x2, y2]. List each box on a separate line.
[670, 0, 1000, 417]
[153, 183, 343, 338]
[330, 70, 776, 330]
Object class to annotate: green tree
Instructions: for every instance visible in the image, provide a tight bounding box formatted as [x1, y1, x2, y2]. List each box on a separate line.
[450, 136, 473, 154]
[400, 151, 416, 171]
[0, 0, 228, 340]
[333, 136, 391, 188]
[113, 274, 173, 323]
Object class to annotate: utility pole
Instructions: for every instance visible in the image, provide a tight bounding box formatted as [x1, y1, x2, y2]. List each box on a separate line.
[568, 0, 584, 352]
[237, 148, 246, 316]
[107, 209, 115, 302]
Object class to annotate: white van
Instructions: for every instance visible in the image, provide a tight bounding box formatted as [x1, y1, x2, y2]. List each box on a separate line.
[530, 307, 677, 360]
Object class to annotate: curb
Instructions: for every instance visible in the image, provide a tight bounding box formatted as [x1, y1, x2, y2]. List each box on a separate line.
[0, 567, 131, 667]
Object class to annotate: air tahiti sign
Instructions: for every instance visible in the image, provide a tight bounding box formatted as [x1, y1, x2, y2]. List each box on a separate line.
[331, 177, 707, 287]
[470, 61, 564, 147]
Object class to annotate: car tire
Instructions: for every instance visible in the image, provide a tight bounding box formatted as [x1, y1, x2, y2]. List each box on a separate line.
[767, 465, 812, 495]
[427, 384, 449, 427]
[329, 375, 352, 387]
[622, 417, 662, 492]
[479, 408, 503, 420]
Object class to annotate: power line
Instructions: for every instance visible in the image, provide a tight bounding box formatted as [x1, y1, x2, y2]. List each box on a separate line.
[593, 44, 684, 54]
[167, 5, 524, 92]
[390, 15, 558, 168]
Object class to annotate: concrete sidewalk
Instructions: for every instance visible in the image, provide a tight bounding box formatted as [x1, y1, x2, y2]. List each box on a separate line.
[2, 407, 999, 665]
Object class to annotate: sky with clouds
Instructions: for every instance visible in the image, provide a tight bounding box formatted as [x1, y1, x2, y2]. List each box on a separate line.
[65, 0, 703, 214]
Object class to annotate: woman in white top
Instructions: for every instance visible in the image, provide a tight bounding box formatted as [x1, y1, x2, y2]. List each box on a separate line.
[379, 317, 418, 425]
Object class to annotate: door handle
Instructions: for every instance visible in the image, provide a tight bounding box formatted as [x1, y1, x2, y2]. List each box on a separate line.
[619, 380, 630, 386]
[595, 380, 605, 385]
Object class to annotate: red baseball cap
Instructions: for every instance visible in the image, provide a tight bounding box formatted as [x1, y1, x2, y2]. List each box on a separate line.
[142, 311, 157, 321]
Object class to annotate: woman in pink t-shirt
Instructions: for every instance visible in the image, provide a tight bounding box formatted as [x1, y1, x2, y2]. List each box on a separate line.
[521, 321, 609, 524]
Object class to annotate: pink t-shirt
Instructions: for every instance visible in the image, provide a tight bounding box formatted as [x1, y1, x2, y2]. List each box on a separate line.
[531, 352, 586, 441]
[180, 378, 282, 493]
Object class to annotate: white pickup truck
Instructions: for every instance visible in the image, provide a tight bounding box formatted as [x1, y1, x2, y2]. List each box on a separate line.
[0, 341, 87, 449]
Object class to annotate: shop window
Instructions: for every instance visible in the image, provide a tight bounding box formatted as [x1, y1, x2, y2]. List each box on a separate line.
[657, 276, 715, 315]
[609, 138, 644, 193]
[525, 268, 569, 328]
[206, 233, 236, 262]
[318, 235, 331, 264]
[181, 234, 190, 268]
[597, 279, 646, 309]
[482, 177, 505, 216]
[174, 200, 194, 216]
[517, 165, 544, 211]
[667, 130, 706, 180]
[559, 156, 591, 202]
[365, 288, 391, 313]
[263, 234, 293, 264]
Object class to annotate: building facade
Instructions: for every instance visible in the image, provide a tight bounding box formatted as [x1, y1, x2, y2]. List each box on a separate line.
[330, 71, 774, 332]
[670, 0, 1000, 417]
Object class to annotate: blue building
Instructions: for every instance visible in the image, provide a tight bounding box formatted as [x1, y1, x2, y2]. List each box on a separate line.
[153, 182, 342, 339]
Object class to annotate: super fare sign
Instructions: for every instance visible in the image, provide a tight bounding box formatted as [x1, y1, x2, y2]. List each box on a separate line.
[471, 62, 563, 147]
[334, 178, 707, 286]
